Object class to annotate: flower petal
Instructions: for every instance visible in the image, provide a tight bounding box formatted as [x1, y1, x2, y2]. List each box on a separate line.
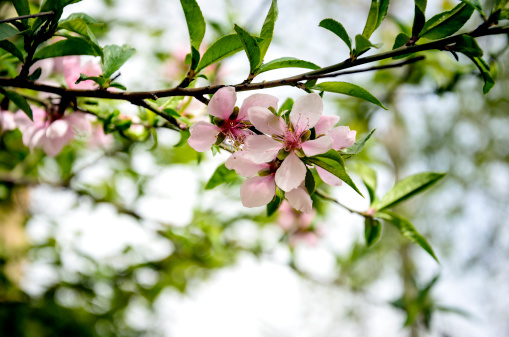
[330, 126, 356, 150]
[239, 93, 279, 121]
[286, 186, 313, 213]
[314, 115, 340, 135]
[290, 93, 323, 133]
[301, 135, 333, 157]
[248, 107, 286, 136]
[207, 87, 236, 120]
[43, 136, 67, 157]
[225, 151, 269, 177]
[316, 166, 342, 186]
[244, 135, 283, 164]
[275, 151, 306, 192]
[187, 121, 220, 152]
[240, 175, 276, 208]
[46, 120, 70, 139]
[65, 112, 92, 135]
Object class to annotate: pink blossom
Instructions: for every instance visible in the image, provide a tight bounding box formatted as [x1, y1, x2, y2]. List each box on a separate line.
[244, 93, 333, 192]
[187, 87, 278, 151]
[63, 56, 102, 90]
[0, 110, 17, 132]
[87, 124, 114, 149]
[278, 201, 320, 246]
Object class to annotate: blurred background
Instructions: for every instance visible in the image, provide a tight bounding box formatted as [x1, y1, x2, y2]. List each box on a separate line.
[1, 0, 509, 336]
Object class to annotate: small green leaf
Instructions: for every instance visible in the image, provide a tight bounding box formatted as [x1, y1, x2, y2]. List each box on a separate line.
[267, 192, 283, 217]
[109, 82, 127, 90]
[58, 17, 100, 45]
[375, 211, 438, 262]
[306, 150, 363, 197]
[196, 34, 244, 71]
[101, 44, 136, 79]
[354, 34, 381, 56]
[392, 33, 415, 60]
[34, 37, 101, 60]
[454, 35, 483, 58]
[28, 67, 42, 81]
[319, 18, 352, 51]
[459, 0, 484, 16]
[234, 24, 262, 72]
[259, 0, 278, 60]
[162, 108, 181, 118]
[205, 163, 237, 190]
[305, 168, 316, 195]
[75, 73, 106, 87]
[376, 0, 391, 30]
[469, 56, 495, 94]
[364, 217, 381, 247]
[180, 0, 206, 50]
[278, 98, 294, 114]
[0, 24, 20, 41]
[412, 0, 427, 36]
[313, 82, 387, 110]
[340, 129, 375, 159]
[362, 0, 379, 39]
[1, 89, 33, 120]
[0, 40, 24, 62]
[258, 57, 320, 74]
[376, 172, 445, 211]
[357, 163, 377, 204]
[419, 3, 474, 40]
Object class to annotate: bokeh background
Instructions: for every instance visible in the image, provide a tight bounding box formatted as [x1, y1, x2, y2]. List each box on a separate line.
[1, 0, 509, 336]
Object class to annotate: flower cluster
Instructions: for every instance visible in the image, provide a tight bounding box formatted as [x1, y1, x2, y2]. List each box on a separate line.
[187, 87, 356, 213]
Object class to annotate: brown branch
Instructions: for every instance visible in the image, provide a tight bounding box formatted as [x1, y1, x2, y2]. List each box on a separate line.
[315, 190, 367, 217]
[0, 11, 55, 24]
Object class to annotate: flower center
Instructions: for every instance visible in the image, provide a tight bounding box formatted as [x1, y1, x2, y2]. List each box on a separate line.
[220, 118, 247, 148]
[282, 129, 303, 152]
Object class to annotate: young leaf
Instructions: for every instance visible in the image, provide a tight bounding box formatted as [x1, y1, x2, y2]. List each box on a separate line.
[34, 37, 101, 60]
[419, 3, 474, 40]
[28, 67, 42, 81]
[376, 172, 445, 211]
[364, 217, 381, 247]
[101, 44, 136, 79]
[58, 18, 100, 45]
[459, 0, 484, 16]
[259, 0, 278, 61]
[0, 24, 20, 41]
[318, 18, 352, 51]
[412, 0, 427, 36]
[340, 129, 376, 159]
[278, 98, 294, 114]
[305, 168, 316, 195]
[454, 35, 483, 58]
[258, 57, 320, 74]
[356, 164, 377, 204]
[313, 82, 387, 110]
[12, 0, 30, 27]
[1, 89, 33, 120]
[392, 33, 415, 60]
[267, 192, 283, 217]
[196, 34, 245, 71]
[234, 24, 262, 72]
[205, 163, 237, 190]
[375, 211, 438, 262]
[109, 82, 127, 91]
[305, 150, 363, 197]
[0, 40, 24, 62]
[362, 0, 379, 39]
[354, 34, 381, 56]
[376, 0, 391, 30]
[180, 0, 206, 50]
[75, 73, 107, 88]
[469, 56, 495, 94]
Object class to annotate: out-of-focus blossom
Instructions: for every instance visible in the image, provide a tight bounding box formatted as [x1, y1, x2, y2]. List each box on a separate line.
[63, 56, 102, 90]
[278, 201, 320, 246]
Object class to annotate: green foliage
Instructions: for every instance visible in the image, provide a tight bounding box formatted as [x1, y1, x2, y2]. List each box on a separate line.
[459, 0, 485, 17]
[101, 44, 136, 79]
[234, 24, 262, 73]
[34, 37, 102, 60]
[205, 163, 237, 189]
[362, 0, 390, 39]
[267, 191, 283, 216]
[0, 24, 20, 41]
[0, 89, 33, 120]
[258, 57, 320, 74]
[470, 56, 495, 94]
[313, 82, 387, 109]
[305, 168, 316, 195]
[179, 0, 206, 51]
[319, 18, 352, 51]
[196, 34, 245, 71]
[392, 33, 415, 60]
[454, 35, 483, 58]
[364, 217, 381, 247]
[412, 0, 427, 36]
[419, 3, 474, 40]
[354, 34, 381, 56]
[259, 0, 278, 61]
[357, 163, 377, 204]
[340, 129, 375, 159]
[0, 40, 24, 62]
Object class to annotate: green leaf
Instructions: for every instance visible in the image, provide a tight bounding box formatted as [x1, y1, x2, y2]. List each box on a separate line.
[454, 35, 483, 58]
[306, 150, 363, 197]
[496, 0, 509, 10]
[28, 67, 42, 81]
[109, 82, 127, 91]
[392, 33, 415, 60]
[469, 56, 495, 94]
[259, 0, 278, 60]
[340, 129, 376, 159]
[319, 18, 352, 51]
[58, 18, 99, 45]
[180, 0, 206, 50]
[354, 34, 381, 56]
[419, 3, 474, 40]
[500, 9, 509, 20]
[375, 211, 438, 262]
[364, 217, 381, 247]
[258, 57, 320, 74]
[0, 24, 20, 41]
[196, 34, 244, 71]
[34, 37, 101, 60]
[305, 168, 316, 195]
[376, 172, 445, 211]
[234, 24, 262, 72]
[12, 0, 30, 27]
[1, 89, 33, 120]
[278, 98, 294, 114]
[0, 40, 24, 62]
[205, 163, 237, 190]
[75, 73, 106, 88]
[459, 0, 484, 16]
[162, 108, 181, 118]
[357, 164, 377, 204]
[101, 44, 136, 79]
[362, 0, 379, 39]
[267, 192, 283, 217]
[412, 0, 427, 36]
[37, 0, 82, 25]
[313, 82, 387, 110]
[376, 0, 391, 29]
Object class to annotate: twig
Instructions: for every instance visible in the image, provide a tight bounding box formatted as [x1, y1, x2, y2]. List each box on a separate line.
[0, 11, 55, 24]
[315, 190, 367, 217]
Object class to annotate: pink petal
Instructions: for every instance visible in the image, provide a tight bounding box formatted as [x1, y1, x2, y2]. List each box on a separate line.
[314, 115, 340, 135]
[330, 126, 356, 150]
[25, 124, 47, 151]
[225, 151, 269, 177]
[301, 135, 333, 157]
[316, 166, 342, 186]
[46, 120, 70, 139]
[244, 135, 283, 164]
[275, 151, 306, 192]
[239, 93, 279, 121]
[240, 175, 276, 208]
[248, 107, 285, 136]
[43, 136, 67, 157]
[65, 112, 92, 134]
[207, 87, 237, 120]
[63, 56, 82, 89]
[286, 186, 313, 213]
[187, 121, 220, 152]
[290, 93, 323, 133]
[31, 107, 47, 124]
[0, 111, 16, 131]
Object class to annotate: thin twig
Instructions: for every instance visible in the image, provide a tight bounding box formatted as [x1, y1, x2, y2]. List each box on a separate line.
[0, 11, 55, 24]
[315, 190, 367, 217]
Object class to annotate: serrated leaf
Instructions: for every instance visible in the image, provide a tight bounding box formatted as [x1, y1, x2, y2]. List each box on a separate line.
[319, 18, 352, 51]
[313, 82, 387, 110]
[101, 44, 136, 79]
[34, 37, 101, 60]
[454, 35, 483, 58]
[364, 217, 381, 247]
[196, 34, 244, 71]
[1, 89, 33, 120]
[376, 172, 445, 211]
[392, 33, 415, 60]
[0, 40, 24, 62]
[258, 57, 320, 74]
[234, 24, 262, 72]
[340, 129, 375, 159]
[180, 0, 206, 50]
[306, 150, 363, 197]
[412, 0, 427, 36]
[375, 211, 438, 262]
[362, 0, 379, 38]
[469, 56, 495, 94]
[0, 24, 20, 41]
[259, 0, 278, 60]
[419, 3, 474, 40]
[459, 0, 484, 16]
[357, 163, 377, 204]
[205, 163, 237, 190]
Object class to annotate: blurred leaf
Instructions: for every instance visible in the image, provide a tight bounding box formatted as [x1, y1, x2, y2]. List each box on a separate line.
[258, 57, 319, 74]
[109, 82, 127, 90]
[28, 67, 42, 81]
[12, 0, 30, 17]
[357, 163, 377, 203]
[419, 3, 474, 40]
[205, 163, 237, 190]
[459, 0, 484, 16]
[340, 129, 375, 159]
[313, 82, 387, 109]
[267, 192, 283, 217]
[0, 24, 20, 41]
[454, 35, 483, 58]
[376, 0, 391, 30]
[392, 33, 415, 60]
[259, 0, 278, 60]
[180, 0, 206, 50]
[1, 89, 33, 120]
[76, 73, 106, 87]
[278, 97, 294, 114]
[364, 217, 381, 247]
[34, 37, 101, 60]
[0, 40, 24, 62]
[234, 24, 262, 72]
[101, 44, 136, 79]
[469, 56, 494, 94]
[319, 18, 352, 51]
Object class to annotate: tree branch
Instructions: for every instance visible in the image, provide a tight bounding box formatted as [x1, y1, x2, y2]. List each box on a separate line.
[0, 11, 55, 24]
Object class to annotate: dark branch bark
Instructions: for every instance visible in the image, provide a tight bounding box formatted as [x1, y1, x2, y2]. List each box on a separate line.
[0, 11, 55, 24]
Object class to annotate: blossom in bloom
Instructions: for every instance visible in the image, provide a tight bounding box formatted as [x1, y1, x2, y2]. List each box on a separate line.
[277, 201, 320, 246]
[226, 151, 313, 213]
[187, 87, 278, 151]
[63, 56, 102, 90]
[0, 110, 17, 132]
[244, 93, 333, 192]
